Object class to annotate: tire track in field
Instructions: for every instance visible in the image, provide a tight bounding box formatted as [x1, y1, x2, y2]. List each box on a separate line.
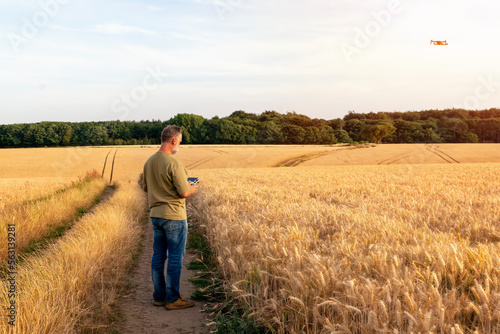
[425, 145, 459, 164]
[212, 149, 230, 155]
[188, 155, 218, 169]
[274, 145, 371, 167]
[378, 153, 412, 165]
[433, 145, 460, 163]
[186, 149, 230, 169]
[272, 151, 331, 167]
[186, 155, 221, 170]
[386, 154, 418, 165]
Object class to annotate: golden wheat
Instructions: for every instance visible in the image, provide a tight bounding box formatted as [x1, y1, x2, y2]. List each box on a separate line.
[1, 144, 499, 333]
[0, 182, 148, 333]
[2, 145, 498, 182]
[0, 176, 107, 264]
[190, 163, 500, 333]
[0, 177, 74, 207]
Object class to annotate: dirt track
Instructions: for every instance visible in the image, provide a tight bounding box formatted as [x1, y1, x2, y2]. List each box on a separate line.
[116, 223, 209, 334]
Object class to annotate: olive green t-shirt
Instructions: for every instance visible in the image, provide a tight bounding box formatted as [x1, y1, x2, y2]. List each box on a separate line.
[142, 152, 191, 220]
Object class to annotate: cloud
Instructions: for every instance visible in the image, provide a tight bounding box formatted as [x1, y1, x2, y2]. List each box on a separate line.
[147, 5, 163, 12]
[94, 23, 158, 36]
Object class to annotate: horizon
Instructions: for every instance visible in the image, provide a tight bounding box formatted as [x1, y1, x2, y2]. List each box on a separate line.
[3, 107, 498, 126]
[2, 0, 499, 125]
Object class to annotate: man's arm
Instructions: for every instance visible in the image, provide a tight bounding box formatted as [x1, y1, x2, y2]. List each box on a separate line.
[172, 162, 197, 198]
[180, 184, 198, 198]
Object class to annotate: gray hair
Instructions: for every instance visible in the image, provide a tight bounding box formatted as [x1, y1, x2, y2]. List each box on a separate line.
[161, 125, 183, 143]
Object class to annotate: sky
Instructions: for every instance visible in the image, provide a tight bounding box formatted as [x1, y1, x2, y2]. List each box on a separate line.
[1, 0, 499, 124]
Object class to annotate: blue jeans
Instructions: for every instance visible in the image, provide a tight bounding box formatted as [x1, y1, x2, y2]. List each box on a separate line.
[151, 218, 188, 303]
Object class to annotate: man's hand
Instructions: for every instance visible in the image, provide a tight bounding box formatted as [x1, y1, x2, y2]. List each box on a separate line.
[180, 183, 199, 198]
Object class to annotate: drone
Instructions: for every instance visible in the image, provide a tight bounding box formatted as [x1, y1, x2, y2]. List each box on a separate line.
[431, 40, 448, 45]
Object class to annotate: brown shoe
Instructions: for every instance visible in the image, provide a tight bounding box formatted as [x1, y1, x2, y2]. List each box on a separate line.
[165, 297, 195, 310]
[153, 301, 166, 307]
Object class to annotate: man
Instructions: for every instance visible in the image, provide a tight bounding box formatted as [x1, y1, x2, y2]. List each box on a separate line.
[142, 125, 198, 310]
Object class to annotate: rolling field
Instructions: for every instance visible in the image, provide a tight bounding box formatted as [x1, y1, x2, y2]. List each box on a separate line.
[1, 144, 499, 181]
[190, 164, 500, 333]
[301, 143, 500, 166]
[1, 143, 499, 333]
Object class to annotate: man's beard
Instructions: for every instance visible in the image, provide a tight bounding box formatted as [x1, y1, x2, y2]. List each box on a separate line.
[172, 144, 180, 155]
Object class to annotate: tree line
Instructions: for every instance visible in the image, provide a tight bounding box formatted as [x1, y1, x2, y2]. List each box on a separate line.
[1, 108, 499, 148]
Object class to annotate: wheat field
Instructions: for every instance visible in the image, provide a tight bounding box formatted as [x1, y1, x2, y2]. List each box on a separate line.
[190, 163, 500, 333]
[0, 173, 107, 265]
[0, 177, 74, 207]
[1, 144, 499, 333]
[1, 144, 499, 182]
[0, 147, 147, 333]
[0, 182, 148, 333]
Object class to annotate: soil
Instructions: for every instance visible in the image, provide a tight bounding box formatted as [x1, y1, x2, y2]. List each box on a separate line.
[115, 222, 210, 334]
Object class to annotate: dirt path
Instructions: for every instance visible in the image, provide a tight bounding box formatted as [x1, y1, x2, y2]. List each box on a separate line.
[116, 221, 209, 334]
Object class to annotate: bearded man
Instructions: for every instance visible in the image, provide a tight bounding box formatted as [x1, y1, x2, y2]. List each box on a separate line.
[142, 125, 198, 309]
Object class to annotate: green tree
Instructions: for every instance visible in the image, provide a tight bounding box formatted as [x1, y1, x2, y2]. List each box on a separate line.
[284, 112, 312, 127]
[319, 126, 337, 144]
[0, 124, 23, 147]
[58, 123, 73, 146]
[326, 118, 345, 130]
[227, 110, 258, 121]
[44, 125, 61, 146]
[361, 122, 396, 144]
[475, 118, 500, 142]
[304, 126, 322, 144]
[204, 119, 247, 144]
[168, 114, 205, 144]
[259, 110, 282, 122]
[439, 117, 468, 142]
[343, 110, 365, 121]
[24, 124, 47, 147]
[282, 124, 306, 144]
[84, 124, 108, 145]
[423, 128, 443, 143]
[333, 129, 352, 143]
[460, 132, 479, 143]
[257, 121, 285, 144]
[390, 119, 425, 143]
[344, 119, 365, 142]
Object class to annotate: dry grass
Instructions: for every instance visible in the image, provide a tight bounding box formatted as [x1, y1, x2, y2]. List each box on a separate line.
[0, 173, 107, 264]
[0, 177, 74, 207]
[190, 163, 500, 333]
[0, 182, 148, 333]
